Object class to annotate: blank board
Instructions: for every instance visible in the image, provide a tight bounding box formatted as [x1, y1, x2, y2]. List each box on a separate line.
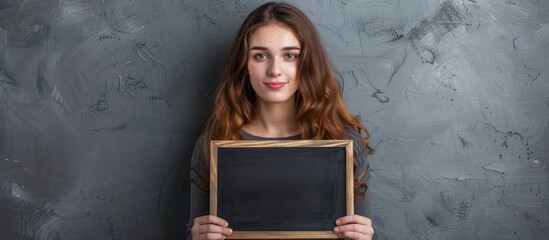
[210, 140, 353, 239]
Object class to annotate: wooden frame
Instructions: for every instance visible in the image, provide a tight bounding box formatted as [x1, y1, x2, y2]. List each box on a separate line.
[210, 140, 354, 239]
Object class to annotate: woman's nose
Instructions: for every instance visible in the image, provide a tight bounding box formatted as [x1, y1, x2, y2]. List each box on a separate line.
[267, 59, 282, 77]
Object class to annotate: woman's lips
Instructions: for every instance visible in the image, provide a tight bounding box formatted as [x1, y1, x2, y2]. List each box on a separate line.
[264, 82, 287, 89]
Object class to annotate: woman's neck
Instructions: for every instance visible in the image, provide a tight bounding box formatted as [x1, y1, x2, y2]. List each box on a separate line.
[244, 99, 299, 138]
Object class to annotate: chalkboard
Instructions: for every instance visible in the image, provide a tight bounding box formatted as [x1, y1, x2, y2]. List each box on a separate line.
[210, 140, 353, 239]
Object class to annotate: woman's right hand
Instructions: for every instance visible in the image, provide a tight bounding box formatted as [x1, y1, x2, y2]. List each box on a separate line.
[191, 215, 233, 240]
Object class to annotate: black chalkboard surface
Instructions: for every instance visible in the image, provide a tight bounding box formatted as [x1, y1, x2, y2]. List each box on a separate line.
[210, 140, 353, 239]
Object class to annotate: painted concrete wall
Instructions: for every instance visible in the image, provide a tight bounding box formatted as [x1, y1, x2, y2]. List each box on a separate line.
[1, 0, 548, 239]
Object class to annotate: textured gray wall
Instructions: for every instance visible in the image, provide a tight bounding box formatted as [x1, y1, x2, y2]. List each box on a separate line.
[1, 0, 548, 239]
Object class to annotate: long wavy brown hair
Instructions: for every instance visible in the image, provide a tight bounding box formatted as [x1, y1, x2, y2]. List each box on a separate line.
[203, 2, 373, 195]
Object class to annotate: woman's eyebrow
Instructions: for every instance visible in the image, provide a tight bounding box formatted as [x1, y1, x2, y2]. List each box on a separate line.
[249, 46, 301, 51]
[249, 46, 269, 51]
[282, 46, 301, 51]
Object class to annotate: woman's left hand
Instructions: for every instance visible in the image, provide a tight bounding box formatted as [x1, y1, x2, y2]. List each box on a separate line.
[333, 215, 374, 240]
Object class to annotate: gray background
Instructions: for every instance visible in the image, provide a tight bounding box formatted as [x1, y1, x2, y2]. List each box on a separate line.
[1, 0, 548, 239]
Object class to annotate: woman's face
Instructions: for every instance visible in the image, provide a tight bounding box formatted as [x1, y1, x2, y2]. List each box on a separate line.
[247, 23, 301, 106]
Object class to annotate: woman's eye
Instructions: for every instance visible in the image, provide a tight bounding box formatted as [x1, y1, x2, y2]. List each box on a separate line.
[285, 53, 299, 60]
[254, 53, 268, 60]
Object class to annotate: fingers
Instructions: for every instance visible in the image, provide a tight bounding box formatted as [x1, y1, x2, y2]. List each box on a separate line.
[333, 215, 374, 240]
[192, 226, 232, 240]
[191, 215, 233, 240]
[194, 215, 229, 227]
[333, 224, 374, 236]
[195, 223, 233, 235]
[335, 215, 372, 226]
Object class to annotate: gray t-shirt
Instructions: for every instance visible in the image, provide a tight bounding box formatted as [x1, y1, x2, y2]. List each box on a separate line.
[185, 129, 370, 238]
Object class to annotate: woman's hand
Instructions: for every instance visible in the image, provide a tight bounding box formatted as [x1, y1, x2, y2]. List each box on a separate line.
[333, 215, 374, 240]
[191, 215, 233, 240]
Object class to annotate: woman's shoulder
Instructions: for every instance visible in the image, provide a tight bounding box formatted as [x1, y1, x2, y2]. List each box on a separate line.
[191, 132, 206, 152]
[345, 127, 362, 140]
[345, 126, 369, 157]
[345, 127, 364, 145]
[190, 132, 206, 167]
[190, 132, 209, 189]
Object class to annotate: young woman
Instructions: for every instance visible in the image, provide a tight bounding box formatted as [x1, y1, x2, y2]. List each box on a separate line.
[187, 2, 374, 239]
